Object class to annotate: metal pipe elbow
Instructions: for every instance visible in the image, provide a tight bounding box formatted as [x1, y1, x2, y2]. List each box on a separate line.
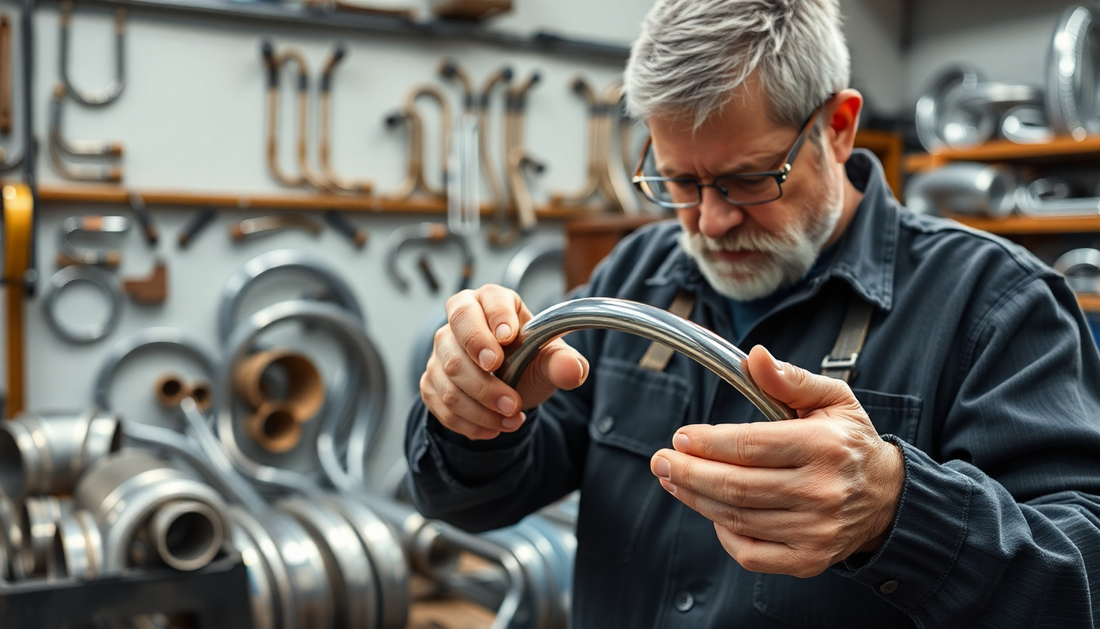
[498, 298, 795, 421]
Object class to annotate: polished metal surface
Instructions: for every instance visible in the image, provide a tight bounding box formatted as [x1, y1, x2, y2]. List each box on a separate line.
[915, 64, 982, 152]
[0, 409, 122, 498]
[939, 83, 1044, 148]
[148, 499, 224, 572]
[1001, 105, 1053, 144]
[20, 495, 69, 577]
[217, 300, 388, 494]
[93, 327, 218, 411]
[499, 298, 795, 421]
[59, 1, 126, 106]
[217, 249, 364, 344]
[42, 265, 124, 343]
[73, 449, 231, 575]
[48, 508, 103, 580]
[1016, 178, 1100, 216]
[0, 494, 24, 580]
[1055, 248, 1100, 293]
[228, 516, 277, 629]
[903, 162, 1018, 217]
[57, 215, 130, 266]
[501, 242, 565, 296]
[1048, 5, 1100, 140]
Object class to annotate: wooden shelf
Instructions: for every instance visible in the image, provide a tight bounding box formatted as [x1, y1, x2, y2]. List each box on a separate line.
[34, 184, 607, 220]
[905, 135, 1100, 173]
[945, 213, 1100, 235]
[1077, 293, 1100, 313]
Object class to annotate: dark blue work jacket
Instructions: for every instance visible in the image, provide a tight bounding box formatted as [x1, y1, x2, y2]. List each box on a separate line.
[406, 150, 1100, 628]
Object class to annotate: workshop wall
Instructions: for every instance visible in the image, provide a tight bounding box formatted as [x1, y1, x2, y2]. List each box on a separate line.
[0, 0, 928, 486]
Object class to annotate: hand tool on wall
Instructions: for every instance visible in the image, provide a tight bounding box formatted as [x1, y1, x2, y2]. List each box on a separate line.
[122, 259, 168, 304]
[128, 192, 158, 246]
[500, 70, 545, 244]
[177, 206, 217, 248]
[440, 59, 480, 235]
[261, 42, 307, 188]
[318, 44, 372, 195]
[324, 209, 368, 248]
[229, 213, 324, 241]
[384, 222, 474, 293]
[550, 76, 601, 207]
[3, 183, 33, 415]
[56, 214, 130, 267]
[48, 84, 123, 182]
[58, 0, 125, 106]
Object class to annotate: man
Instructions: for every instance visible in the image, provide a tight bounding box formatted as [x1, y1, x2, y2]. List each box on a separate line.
[406, 0, 1100, 626]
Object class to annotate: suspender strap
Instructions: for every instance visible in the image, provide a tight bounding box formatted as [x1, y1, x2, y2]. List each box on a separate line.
[821, 297, 875, 383]
[638, 290, 696, 372]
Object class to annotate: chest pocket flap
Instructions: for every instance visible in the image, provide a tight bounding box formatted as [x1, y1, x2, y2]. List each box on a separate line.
[589, 356, 694, 455]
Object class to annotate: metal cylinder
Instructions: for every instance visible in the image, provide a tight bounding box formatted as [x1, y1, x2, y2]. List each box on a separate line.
[358, 494, 461, 578]
[19, 495, 69, 577]
[499, 298, 796, 422]
[148, 500, 224, 572]
[904, 162, 1018, 217]
[0, 409, 123, 498]
[0, 494, 24, 580]
[73, 449, 230, 575]
[48, 508, 102, 580]
[234, 350, 325, 423]
[244, 401, 302, 453]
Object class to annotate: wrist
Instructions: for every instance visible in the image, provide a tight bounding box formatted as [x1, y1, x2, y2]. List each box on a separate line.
[857, 438, 905, 554]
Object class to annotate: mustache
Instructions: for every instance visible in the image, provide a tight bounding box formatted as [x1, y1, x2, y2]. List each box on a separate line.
[689, 227, 796, 255]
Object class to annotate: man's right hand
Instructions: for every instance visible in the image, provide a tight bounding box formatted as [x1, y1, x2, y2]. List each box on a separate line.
[421, 285, 590, 440]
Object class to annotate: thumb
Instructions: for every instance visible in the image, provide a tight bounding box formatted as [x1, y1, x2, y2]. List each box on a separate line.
[515, 339, 589, 409]
[745, 345, 854, 414]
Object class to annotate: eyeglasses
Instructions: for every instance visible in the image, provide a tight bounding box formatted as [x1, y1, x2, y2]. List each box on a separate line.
[632, 102, 825, 209]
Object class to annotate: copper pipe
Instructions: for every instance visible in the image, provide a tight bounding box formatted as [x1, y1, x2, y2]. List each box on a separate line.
[404, 84, 452, 199]
[550, 76, 600, 206]
[288, 52, 335, 193]
[235, 349, 325, 423]
[385, 107, 422, 200]
[499, 72, 543, 241]
[245, 401, 302, 453]
[122, 259, 168, 304]
[262, 42, 305, 188]
[438, 58, 474, 110]
[318, 44, 371, 194]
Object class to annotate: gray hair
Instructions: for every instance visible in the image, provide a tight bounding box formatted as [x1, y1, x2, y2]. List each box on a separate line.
[624, 0, 850, 132]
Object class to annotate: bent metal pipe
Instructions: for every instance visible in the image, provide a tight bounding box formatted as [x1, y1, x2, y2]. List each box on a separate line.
[499, 298, 796, 421]
[319, 44, 372, 194]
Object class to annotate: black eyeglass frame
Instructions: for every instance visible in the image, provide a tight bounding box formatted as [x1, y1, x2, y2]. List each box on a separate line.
[631, 100, 829, 209]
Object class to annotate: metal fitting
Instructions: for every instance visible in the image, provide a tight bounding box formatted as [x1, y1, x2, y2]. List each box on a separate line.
[234, 350, 325, 423]
[42, 265, 123, 344]
[383, 222, 474, 294]
[0, 408, 123, 498]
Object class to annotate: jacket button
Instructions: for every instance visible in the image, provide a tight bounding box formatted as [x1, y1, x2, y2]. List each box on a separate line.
[879, 579, 899, 594]
[597, 416, 615, 434]
[674, 592, 694, 612]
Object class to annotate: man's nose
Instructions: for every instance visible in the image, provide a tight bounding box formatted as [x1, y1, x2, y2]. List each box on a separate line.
[697, 187, 745, 239]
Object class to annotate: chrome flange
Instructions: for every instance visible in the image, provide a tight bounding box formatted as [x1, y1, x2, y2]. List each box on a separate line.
[48, 508, 103, 580]
[19, 495, 70, 577]
[0, 408, 123, 498]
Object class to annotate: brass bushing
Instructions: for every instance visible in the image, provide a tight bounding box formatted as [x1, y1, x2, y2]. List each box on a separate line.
[234, 350, 324, 423]
[153, 373, 187, 408]
[245, 402, 302, 453]
[186, 380, 213, 412]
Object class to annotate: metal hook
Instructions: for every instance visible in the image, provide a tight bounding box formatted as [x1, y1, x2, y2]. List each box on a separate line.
[48, 83, 123, 182]
[58, 0, 125, 107]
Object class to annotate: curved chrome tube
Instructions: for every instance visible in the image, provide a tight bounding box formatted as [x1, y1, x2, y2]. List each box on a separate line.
[1048, 5, 1100, 140]
[217, 249, 364, 343]
[59, 1, 125, 106]
[0, 408, 122, 498]
[1056, 248, 1100, 294]
[93, 327, 218, 411]
[499, 298, 795, 421]
[903, 162, 1017, 217]
[915, 64, 982, 152]
[1002, 105, 1053, 144]
[57, 214, 130, 267]
[1016, 178, 1100, 216]
[940, 83, 1044, 149]
[501, 241, 564, 294]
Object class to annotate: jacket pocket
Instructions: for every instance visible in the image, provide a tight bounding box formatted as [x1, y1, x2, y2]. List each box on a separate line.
[577, 357, 692, 565]
[751, 387, 922, 628]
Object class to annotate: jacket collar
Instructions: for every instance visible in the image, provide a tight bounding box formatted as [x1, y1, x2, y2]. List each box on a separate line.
[646, 149, 898, 312]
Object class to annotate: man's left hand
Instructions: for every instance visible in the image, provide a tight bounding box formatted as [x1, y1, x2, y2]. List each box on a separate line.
[650, 345, 904, 578]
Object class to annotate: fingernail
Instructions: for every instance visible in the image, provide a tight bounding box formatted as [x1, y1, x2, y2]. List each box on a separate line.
[497, 395, 516, 416]
[576, 357, 588, 381]
[660, 479, 678, 495]
[479, 349, 496, 371]
[496, 324, 512, 342]
[673, 432, 690, 451]
[653, 456, 670, 480]
[502, 416, 520, 429]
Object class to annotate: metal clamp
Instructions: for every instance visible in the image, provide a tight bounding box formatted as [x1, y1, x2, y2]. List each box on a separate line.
[820, 353, 859, 371]
[42, 265, 123, 343]
[499, 298, 796, 421]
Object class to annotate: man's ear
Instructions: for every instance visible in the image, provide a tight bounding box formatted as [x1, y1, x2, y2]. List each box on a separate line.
[825, 89, 863, 164]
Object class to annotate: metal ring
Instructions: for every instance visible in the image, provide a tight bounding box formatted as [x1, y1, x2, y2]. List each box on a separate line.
[501, 241, 564, 294]
[216, 300, 388, 493]
[915, 64, 982, 152]
[1048, 5, 1100, 140]
[499, 298, 796, 421]
[42, 265, 123, 343]
[218, 249, 364, 344]
[93, 327, 218, 411]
